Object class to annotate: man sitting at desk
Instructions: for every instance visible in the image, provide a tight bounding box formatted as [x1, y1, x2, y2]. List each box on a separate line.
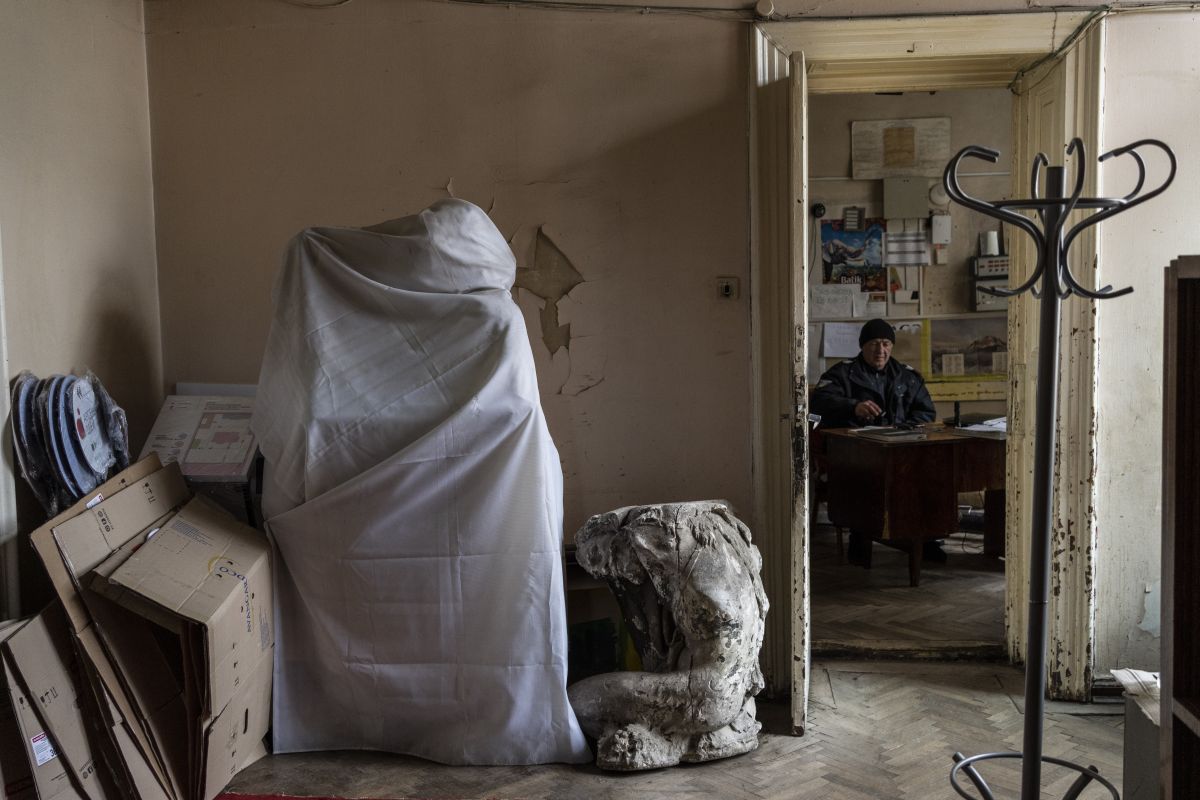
[811, 318, 935, 428]
[811, 318, 939, 566]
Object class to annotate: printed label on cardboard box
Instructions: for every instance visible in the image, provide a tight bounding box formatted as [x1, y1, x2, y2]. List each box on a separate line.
[31, 732, 58, 766]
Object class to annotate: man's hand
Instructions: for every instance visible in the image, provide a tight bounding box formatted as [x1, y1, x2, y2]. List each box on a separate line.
[854, 400, 883, 422]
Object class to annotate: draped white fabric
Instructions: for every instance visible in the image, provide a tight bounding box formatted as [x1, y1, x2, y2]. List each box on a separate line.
[251, 199, 590, 765]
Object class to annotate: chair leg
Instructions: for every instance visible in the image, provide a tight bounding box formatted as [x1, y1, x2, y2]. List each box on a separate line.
[836, 526, 845, 562]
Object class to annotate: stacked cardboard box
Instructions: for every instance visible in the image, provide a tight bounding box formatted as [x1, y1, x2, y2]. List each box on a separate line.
[138, 397, 258, 524]
[1, 603, 113, 800]
[8, 455, 272, 800]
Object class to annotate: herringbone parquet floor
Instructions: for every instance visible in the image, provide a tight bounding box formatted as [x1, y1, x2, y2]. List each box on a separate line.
[811, 522, 1007, 659]
[228, 661, 1125, 800]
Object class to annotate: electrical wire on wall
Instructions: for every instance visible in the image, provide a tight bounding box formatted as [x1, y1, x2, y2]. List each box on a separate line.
[275, 0, 757, 21]
[1009, 2, 1200, 91]
[807, 202, 825, 285]
[441, 0, 754, 21]
[272, 0, 1200, 37]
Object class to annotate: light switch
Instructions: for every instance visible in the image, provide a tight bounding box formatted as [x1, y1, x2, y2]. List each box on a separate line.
[716, 277, 740, 299]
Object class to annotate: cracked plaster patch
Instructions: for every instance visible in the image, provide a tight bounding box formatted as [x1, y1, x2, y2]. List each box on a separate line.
[514, 226, 584, 355]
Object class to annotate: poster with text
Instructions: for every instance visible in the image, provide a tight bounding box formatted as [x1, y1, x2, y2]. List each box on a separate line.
[821, 219, 885, 291]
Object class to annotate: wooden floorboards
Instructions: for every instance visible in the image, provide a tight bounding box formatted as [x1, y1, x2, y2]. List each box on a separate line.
[227, 661, 1125, 800]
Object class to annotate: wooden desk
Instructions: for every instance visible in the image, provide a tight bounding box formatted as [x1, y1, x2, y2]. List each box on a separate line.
[821, 427, 1006, 586]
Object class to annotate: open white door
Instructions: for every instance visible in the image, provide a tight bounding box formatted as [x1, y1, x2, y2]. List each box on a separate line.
[749, 28, 808, 734]
[753, 12, 1105, 727]
[789, 49, 809, 736]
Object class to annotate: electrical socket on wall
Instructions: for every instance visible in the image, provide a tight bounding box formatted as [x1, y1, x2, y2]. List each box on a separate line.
[716, 277, 740, 299]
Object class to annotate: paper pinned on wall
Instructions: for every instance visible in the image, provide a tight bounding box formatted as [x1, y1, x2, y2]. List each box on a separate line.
[885, 218, 931, 266]
[852, 117, 951, 179]
[890, 265, 920, 306]
[810, 284, 857, 320]
[822, 322, 862, 359]
[851, 291, 887, 318]
[867, 291, 887, 315]
[807, 323, 823, 385]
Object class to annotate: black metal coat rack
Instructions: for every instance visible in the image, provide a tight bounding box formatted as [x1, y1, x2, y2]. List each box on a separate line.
[941, 137, 1176, 800]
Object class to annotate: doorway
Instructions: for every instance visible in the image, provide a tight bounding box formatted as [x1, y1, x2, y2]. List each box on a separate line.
[750, 12, 1105, 734]
[805, 86, 1013, 660]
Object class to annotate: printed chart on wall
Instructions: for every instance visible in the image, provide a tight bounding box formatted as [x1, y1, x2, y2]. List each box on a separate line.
[892, 321, 925, 370]
[930, 316, 1008, 378]
[821, 219, 885, 292]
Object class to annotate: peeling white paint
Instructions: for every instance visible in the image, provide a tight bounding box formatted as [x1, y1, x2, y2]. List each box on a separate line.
[1136, 580, 1160, 637]
[561, 338, 607, 397]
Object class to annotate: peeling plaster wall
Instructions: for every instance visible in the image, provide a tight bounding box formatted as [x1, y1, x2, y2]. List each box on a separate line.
[1094, 11, 1200, 674]
[0, 0, 162, 449]
[144, 0, 753, 538]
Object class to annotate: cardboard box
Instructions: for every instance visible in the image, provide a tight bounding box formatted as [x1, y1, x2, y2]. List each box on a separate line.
[93, 497, 272, 721]
[0, 620, 38, 800]
[0, 604, 115, 800]
[138, 398, 255, 484]
[1, 655, 76, 800]
[28, 458, 273, 800]
[29, 457, 178, 800]
[138, 397, 257, 523]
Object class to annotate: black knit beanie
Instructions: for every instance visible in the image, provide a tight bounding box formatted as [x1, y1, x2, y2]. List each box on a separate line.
[859, 318, 895, 346]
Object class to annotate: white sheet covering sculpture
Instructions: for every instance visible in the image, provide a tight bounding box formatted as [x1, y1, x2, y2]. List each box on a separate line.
[568, 502, 768, 770]
[251, 199, 590, 765]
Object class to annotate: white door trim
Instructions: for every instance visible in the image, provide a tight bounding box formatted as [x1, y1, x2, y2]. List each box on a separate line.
[753, 10, 1103, 710]
[1007, 22, 1105, 700]
[762, 13, 1092, 95]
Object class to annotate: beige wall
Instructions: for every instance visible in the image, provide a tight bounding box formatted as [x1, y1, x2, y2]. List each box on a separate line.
[0, 0, 162, 449]
[1094, 10, 1200, 673]
[144, 0, 753, 538]
[809, 88, 1012, 316]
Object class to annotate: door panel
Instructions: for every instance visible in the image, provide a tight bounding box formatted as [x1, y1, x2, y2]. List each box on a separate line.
[789, 50, 808, 736]
[749, 28, 807, 733]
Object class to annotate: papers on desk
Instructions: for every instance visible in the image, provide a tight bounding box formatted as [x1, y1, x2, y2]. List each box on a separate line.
[953, 416, 1007, 439]
[850, 427, 929, 443]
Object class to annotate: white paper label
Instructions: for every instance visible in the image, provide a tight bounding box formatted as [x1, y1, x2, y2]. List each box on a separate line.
[31, 732, 58, 766]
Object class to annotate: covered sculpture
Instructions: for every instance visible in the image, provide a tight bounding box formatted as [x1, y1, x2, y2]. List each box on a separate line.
[568, 502, 768, 770]
[251, 199, 589, 765]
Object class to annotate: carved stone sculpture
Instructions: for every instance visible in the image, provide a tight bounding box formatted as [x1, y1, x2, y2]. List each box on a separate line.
[568, 501, 769, 771]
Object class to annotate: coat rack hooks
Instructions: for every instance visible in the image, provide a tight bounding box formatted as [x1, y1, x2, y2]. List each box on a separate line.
[942, 137, 1176, 800]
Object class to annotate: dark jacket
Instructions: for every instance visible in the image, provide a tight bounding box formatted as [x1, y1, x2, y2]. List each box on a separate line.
[810, 355, 936, 428]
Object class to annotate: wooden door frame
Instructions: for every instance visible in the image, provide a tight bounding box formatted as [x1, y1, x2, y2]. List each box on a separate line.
[749, 12, 1103, 726]
[1007, 23, 1105, 701]
[749, 29, 806, 732]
